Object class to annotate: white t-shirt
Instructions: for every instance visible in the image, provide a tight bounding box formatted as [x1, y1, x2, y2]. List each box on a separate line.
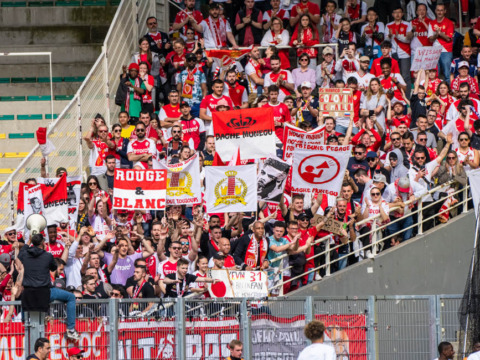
[467, 351, 480, 360]
[297, 343, 336, 360]
[408, 159, 439, 202]
[200, 17, 232, 49]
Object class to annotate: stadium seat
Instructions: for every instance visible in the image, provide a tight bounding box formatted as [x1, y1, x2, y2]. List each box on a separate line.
[28, 1, 55, 6]
[11, 77, 36, 83]
[55, 1, 82, 5]
[0, 134, 6, 139]
[83, 0, 107, 5]
[0, 115, 14, 121]
[55, 95, 74, 100]
[8, 133, 35, 139]
[0, 96, 25, 101]
[27, 95, 51, 101]
[4, 152, 29, 158]
[63, 76, 86, 82]
[38, 77, 63, 83]
[45, 114, 59, 120]
[1, 2, 27, 7]
[17, 114, 43, 120]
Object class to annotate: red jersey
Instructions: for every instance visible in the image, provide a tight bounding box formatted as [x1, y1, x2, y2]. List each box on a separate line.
[91, 138, 110, 167]
[392, 114, 412, 128]
[199, 94, 235, 116]
[223, 83, 247, 108]
[426, 78, 442, 97]
[157, 259, 177, 280]
[141, 74, 155, 104]
[126, 138, 157, 168]
[174, 9, 203, 36]
[263, 102, 290, 142]
[179, 117, 205, 149]
[159, 103, 182, 122]
[386, 21, 412, 57]
[291, 1, 320, 19]
[411, 17, 431, 48]
[370, 56, 400, 77]
[45, 241, 65, 258]
[0, 244, 13, 256]
[428, 18, 454, 52]
[130, 125, 159, 141]
[262, 202, 285, 222]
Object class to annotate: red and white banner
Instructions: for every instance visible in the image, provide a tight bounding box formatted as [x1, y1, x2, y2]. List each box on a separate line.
[38, 176, 82, 229]
[292, 145, 351, 196]
[153, 154, 202, 206]
[113, 169, 167, 210]
[0, 314, 366, 360]
[209, 270, 268, 298]
[213, 107, 276, 161]
[205, 165, 257, 213]
[23, 173, 69, 226]
[318, 88, 353, 118]
[283, 123, 326, 165]
[205, 48, 251, 67]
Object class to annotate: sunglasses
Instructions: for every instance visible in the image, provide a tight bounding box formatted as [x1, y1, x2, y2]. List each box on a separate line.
[75, 296, 83, 300]
[172, 247, 182, 250]
[111, 292, 121, 297]
[367, 157, 376, 162]
[415, 156, 425, 160]
[371, 192, 381, 196]
[460, 138, 469, 141]
[172, 130, 181, 133]
[300, 58, 309, 62]
[136, 129, 145, 132]
[181, 241, 190, 245]
[186, 32, 194, 35]
[389, 158, 398, 161]
[114, 129, 121, 132]
[391, 137, 400, 141]
[447, 156, 456, 160]
[5, 232, 15, 236]
[98, 130, 107, 133]
[418, 138, 427, 142]
[88, 182, 97, 185]
[354, 152, 364, 155]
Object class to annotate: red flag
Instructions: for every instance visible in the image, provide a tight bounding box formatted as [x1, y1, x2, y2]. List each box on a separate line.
[36, 127, 47, 145]
[205, 48, 251, 67]
[228, 147, 242, 166]
[40, 173, 69, 225]
[212, 152, 226, 166]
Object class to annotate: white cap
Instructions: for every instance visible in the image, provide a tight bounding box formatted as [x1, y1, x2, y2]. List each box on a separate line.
[4, 226, 15, 234]
[458, 61, 469, 69]
[300, 81, 312, 88]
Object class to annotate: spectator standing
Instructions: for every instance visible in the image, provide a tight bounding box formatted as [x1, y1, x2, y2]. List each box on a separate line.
[263, 0, 290, 30]
[144, 16, 171, 58]
[119, 63, 146, 123]
[370, 40, 400, 77]
[223, 69, 249, 109]
[199, 79, 235, 133]
[316, 46, 336, 88]
[289, 0, 320, 29]
[172, 0, 203, 39]
[245, 47, 265, 102]
[176, 53, 207, 118]
[290, 15, 320, 68]
[235, 0, 264, 47]
[292, 54, 316, 92]
[428, 4, 454, 83]
[225, 340, 245, 360]
[199, 3, 239, 49]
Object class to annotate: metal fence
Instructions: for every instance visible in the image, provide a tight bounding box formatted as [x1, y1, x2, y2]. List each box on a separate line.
[0, 0, 156, 231]
[0, 295, 471, 359]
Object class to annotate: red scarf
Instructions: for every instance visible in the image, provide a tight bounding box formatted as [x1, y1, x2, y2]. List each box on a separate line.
[182, 67, 197, 99]
[244, 234, 268, 268]
[205, 16, 226, 48]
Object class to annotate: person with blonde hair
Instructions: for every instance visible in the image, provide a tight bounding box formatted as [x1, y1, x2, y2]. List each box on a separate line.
[298, 320, 336, 360]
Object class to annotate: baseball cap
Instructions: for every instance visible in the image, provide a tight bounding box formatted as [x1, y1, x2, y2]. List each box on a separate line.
[327, 134, 338, 142]
[4, 226, 15, 234]
[67, 348, 85, 356]
[56, 167, 67, 176]
[359, 55, 370, 62]
[366, 151, 378, 159]
[373, 173, 387, 184]
[297, 212, 310, 220]
[0, 254, 10, 267]
[213, 251, 226, 260]
[186, 53, 196, 61]
[322, 46, 334, 55]
[397, 176, 410, 193]
[215, 99, 230, 109]
[180, 101, 191, 108]
[209, 2, 220, 9]
[458, 61, 469, 69]
[300, 81, 312, 88]
[128, 63, 139, 71]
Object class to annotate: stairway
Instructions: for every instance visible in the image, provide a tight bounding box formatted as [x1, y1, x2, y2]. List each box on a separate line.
[0, 3, 117, 183]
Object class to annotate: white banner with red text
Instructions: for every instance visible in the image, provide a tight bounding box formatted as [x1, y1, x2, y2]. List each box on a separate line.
[282, 123, 326, 165]
[209, 269, 268, 298]
[205, 165, 257, 213]
[212, 107, 276, 161]
[153, 153, 202, 206]
[113, 169, 167, 210]
[292, 145, 351, 196]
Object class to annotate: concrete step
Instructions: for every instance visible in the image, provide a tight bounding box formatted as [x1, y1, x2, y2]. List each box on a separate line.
[0, 100, 70, 115]
[0, 62, 93, 78]
[0, 44, 102, 64]
[0, 138, 37, 154]
[0, 25, 109, 45]
[0, 6, 117, 27]
[0, 82, 80, 96]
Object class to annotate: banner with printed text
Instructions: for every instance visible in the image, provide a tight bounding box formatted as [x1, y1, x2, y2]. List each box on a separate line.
[292, 145, 351, 196]
[283, 123, 326, 165]
[212, 107, 276, 161]
[154, 153, 201, 206]
[0, 315, 366, 360]
[205, 165, 257, 213]
[411, 46, 443, 71]
[38, 176, 82, 229]
[113, 169, 167, 210]
[318, 88, 353, 118]
[209, 269, 268, 298]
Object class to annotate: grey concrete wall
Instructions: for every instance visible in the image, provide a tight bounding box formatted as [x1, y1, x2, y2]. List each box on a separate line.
[291, 211, 476, 297]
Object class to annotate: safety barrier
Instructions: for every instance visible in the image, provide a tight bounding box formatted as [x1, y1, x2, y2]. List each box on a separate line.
[0, 0, 155, 231]
[0, 295, 469, 359]
[269, 180, 472, 295]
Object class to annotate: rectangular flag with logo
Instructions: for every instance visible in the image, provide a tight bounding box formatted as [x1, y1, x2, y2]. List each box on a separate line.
[205, 165, 257, 213]
[213, 107, 276, 161]
[283, 123, 326, 165]
[153, 153, 201, 206]
[113, 169, 167, 210]
[292, 145, 351, 196]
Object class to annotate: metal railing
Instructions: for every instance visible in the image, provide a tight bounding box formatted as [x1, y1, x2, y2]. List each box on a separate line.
[0, 295, 470, 360]
[0, 0, 156, 231]
[269, 180, 472, 294]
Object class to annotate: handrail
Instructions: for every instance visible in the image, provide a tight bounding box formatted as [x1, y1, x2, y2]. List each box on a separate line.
[268, 180, 471, 292]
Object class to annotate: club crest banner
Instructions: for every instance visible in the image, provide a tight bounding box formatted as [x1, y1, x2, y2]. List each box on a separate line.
[205, 165, 257, 212]
[292, 145, 351, 196]
[213, 107, 276, 161]
[154, 153, 201, 206]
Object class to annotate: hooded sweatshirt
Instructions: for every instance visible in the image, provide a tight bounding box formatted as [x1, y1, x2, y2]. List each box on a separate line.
[18, 245, 57, 288]
[389, 148, 409, 183]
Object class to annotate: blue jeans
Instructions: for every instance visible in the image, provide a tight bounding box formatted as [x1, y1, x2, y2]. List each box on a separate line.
[50, 287, 76, 330]
[386, 215, 413, 242]
[190, 102, 200, 118]
[439, 52, 453, 84]
[337, 244, 349, 270]
[336, 124, 359, 135]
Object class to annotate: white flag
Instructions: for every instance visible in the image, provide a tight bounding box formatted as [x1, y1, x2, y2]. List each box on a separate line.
[292, 144, 351, 196]
[205, 165, 257, 213]
[154, 153, 202, 206]
[468, 168, 480, 218]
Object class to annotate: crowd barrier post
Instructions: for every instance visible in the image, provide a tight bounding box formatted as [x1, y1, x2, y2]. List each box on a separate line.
[108, 298, 119, 360]
[240, 298, 252, 360]
[367, 296, 377, 360]
[463, 186, 469, 214]
[25, 311, 46, 355]
[371, 220, 378, 257]
[325, 236, 331, 277]
[418, 199, 424, 236]
[175, 297, 186, 360]
[304, 296, 314, 346]
[102, 46, 112, 128]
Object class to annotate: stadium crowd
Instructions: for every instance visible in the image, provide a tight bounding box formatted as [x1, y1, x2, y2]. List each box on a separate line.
[1, 0, 480, 335]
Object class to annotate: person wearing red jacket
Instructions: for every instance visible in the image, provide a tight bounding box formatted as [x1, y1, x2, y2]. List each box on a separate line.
[290, 15, 320, 68]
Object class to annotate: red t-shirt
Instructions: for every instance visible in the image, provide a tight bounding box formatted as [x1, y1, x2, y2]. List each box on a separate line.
[291, 1, 320, 19]
[180, 117, 205, 149]
[199, 94, 235, 116]
[45, 241, 65, 258]
[428, 18, 454, 52]
[370, 56, 400, 77]
[263, 102, 290, 142]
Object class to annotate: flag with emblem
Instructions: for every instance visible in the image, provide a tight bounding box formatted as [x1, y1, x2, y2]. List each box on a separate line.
[205, 165, 257, 213]
[205, 48, 251, 67]
[212, 107, 276, 161]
